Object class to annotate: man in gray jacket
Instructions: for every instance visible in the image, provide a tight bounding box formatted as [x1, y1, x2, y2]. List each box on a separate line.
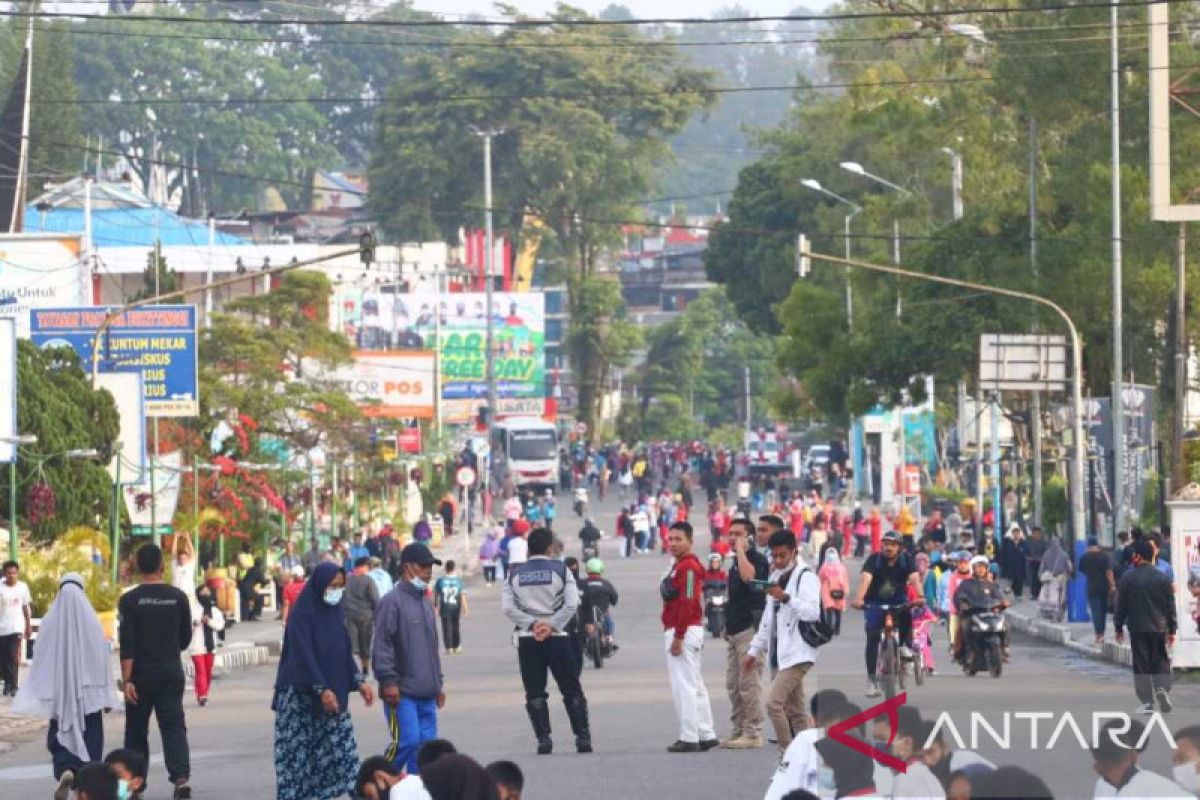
[502, 526, 592, 755]
[373, 543, 445, 774]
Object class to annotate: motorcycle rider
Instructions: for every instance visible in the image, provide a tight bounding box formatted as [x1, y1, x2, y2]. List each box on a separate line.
[579, 518, 602, 560]
[952, 555, 1009, 666]
[704, 553, 728, 586]
[583, 559, 619, 652]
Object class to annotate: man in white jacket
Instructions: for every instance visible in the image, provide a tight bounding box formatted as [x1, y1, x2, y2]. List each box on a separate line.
[762, 688, 848, 800]
[744, 529, 822, 751]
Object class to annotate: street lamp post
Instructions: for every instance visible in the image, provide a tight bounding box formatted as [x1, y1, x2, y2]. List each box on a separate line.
[839, 162, 911, 316]
[0, 434, 37, 560]
[941, 147, 964, 221]
[800, 179, 862, 329]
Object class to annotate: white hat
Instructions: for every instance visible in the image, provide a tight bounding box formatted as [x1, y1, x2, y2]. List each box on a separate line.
[969, 555, 989, 568]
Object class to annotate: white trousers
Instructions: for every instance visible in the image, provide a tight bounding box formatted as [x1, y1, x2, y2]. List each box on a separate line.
[664, 626, 716, 743]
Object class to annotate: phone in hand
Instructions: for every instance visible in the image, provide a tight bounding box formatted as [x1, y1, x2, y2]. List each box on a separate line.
[749, 579, 774, 591]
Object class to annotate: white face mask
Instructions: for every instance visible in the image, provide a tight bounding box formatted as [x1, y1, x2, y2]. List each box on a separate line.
[1173, 761, 1200, 793]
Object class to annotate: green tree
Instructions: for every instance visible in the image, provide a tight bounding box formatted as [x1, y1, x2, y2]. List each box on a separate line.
[14, 342, 119, 541]
[369, 5, 713, 433]
[200, 271, 362, 453]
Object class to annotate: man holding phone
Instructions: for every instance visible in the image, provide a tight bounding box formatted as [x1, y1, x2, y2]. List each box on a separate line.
[720, 517, 770, 749]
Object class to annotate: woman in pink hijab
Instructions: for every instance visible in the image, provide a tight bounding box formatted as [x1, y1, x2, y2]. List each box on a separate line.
[818, 548, 850, 636]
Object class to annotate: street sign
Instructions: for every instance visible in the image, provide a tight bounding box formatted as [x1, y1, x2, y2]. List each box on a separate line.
[978, 334, 1068, 392]
[575, 421, 588, 435]
[30, 305, 199, 416]
[456, 465, 477, 487]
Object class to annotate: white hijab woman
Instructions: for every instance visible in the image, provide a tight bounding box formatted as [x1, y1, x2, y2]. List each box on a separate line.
[13, 572, 117, 793]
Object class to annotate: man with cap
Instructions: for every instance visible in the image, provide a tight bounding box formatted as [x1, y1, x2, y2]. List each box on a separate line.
[852, 531, 923, 698]
[502, 526, 592, 756]
[373, 542, 447, 774]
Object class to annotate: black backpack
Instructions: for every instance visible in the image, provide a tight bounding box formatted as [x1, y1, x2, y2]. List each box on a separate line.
[795, 568, 835, 648]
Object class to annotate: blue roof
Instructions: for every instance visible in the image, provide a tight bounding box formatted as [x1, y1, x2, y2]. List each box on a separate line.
[24, 206, 248, 248]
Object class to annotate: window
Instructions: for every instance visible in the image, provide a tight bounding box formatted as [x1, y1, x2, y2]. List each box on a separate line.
[509, 430, 557, 460]
[545, 290, 564, 314]
[545, 318, 564, 343]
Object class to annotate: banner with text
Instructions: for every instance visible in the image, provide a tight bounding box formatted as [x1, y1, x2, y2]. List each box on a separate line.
[30, 305, 199, 417]
[326, 351, 436, 419]
[0, 235, 86, 336]
[335, 290, 544, 400]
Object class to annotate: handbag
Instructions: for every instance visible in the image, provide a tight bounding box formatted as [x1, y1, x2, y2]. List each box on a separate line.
[795, 569, 835, 648]
[829, 589, 846, 601]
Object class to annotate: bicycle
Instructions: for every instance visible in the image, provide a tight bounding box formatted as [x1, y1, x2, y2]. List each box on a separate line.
[868, 601, 923, 699]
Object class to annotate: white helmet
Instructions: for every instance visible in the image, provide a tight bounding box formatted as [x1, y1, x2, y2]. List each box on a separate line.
[969, 555, 989, 569]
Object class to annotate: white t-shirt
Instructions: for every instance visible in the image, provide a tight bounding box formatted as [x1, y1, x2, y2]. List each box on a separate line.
[764, 727, 823, 800]
[172, 559, 197, 593]
[0, 580, 32, 636]
[508, 537, 529, 565]
[1094, 768, 1193, 798]
[390, 775, 431, 800]
[891, 761, 946, 800]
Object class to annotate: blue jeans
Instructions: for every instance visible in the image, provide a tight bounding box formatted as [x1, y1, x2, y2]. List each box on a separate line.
[383, 696, 438, 774]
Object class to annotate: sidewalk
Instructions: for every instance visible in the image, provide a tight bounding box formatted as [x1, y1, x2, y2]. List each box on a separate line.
[1005, 596, 1134, 668]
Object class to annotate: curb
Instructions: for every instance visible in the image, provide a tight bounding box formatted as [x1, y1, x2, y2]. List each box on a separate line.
[1008, 609, 1133, 667]
[182, 643, 272, 678]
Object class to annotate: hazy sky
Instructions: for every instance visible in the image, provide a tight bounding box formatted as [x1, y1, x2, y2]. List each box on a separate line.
[412, 0, 835, 20]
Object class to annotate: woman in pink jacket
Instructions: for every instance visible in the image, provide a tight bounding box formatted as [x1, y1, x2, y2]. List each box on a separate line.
[818, 548, 850, 636]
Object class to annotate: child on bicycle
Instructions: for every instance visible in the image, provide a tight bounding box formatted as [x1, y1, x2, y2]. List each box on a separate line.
[908, 583, 937, 675]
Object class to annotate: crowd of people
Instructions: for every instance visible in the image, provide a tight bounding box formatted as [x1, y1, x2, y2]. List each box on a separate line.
[4, 432, 1199, 800]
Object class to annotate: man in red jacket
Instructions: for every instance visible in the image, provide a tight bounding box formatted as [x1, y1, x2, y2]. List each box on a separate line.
[662, 521, 719, 753]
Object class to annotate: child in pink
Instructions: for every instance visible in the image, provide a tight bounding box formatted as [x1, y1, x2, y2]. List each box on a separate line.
[908, 583, 937, 674]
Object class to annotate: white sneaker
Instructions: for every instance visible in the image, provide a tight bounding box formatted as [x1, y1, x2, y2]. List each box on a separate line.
[865, 683, 882, 698]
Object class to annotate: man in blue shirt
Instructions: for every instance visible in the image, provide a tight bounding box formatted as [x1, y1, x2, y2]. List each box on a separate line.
[348, 531, 371, 570]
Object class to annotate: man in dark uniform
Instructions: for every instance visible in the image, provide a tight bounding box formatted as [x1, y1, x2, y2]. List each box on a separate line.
[502, 528, 592, 755]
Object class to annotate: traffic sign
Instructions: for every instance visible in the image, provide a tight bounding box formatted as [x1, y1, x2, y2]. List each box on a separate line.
[456, 465, 477, 487]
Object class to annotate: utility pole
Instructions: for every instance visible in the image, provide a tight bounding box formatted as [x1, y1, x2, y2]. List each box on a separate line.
[150, 238, 161, 545]
[1110, 0, 1126, 539]
[1175, 223, 1188, 491]
[743, 366, 751, 429]
[1030, 117, 1044, 527]
[474, 128, 501, 482]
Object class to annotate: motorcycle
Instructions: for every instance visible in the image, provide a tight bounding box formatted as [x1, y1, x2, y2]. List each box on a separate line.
[586, 605, 615, 668]
[704, 579, 728, 638]
[959, 604, 1008, 678]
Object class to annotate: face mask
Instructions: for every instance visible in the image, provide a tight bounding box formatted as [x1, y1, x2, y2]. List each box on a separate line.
[1173, 762, 1200, 792]
[323, 587, 344, 606]
[817, 765, 836, 794]
[117, 780, 130, 800]
[410, 577, 428, 591]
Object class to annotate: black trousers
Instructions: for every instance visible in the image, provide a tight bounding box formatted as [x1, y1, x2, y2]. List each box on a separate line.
[517, 636, 584, 703]
[240, 589, 264, 621]
[1028, 560, 1043, 600]
[48, 711, 104, 779]
[1130, 632, 1172, 705]
[825, 608, 843, 636]
[0, 633, 19, 691]
[865, 609, 913, 678]
[440, 606, 462, 650]
[1010, 568, 1025, 598]
[125, 675, 190, 784]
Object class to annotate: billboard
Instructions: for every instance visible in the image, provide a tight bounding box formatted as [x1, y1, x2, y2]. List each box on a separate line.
[95, 371, 146, 485]
[325, 351, 436, 419]
[0, 318, 13, 463]
[123, 450, 182, 536]
[29, 305, 199, 417]
[335, 290, 544, 400]
[0, 234, 86, 336]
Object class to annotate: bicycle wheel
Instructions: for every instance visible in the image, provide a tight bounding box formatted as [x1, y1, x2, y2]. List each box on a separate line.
[590, 632, 604, 669]
[913, 650, 925, 686]
[878, 637, 899, 699]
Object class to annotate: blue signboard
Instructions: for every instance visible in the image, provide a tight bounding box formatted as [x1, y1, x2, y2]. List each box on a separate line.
[29, 305, 198, 417]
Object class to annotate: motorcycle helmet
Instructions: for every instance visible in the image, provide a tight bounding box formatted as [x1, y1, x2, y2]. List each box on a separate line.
[708, 553, 724, 567]
[585, 558, 605, 575]
[969, 555, 989, 569]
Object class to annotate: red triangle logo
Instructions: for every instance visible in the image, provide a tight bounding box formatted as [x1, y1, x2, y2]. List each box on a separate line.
[825, 691, 909, 773]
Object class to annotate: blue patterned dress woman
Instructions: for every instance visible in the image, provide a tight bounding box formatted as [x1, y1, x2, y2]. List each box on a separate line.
[273, 562, 375, 800]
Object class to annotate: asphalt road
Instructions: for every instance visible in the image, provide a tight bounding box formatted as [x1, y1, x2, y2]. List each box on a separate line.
[1, 493, 1196, 799]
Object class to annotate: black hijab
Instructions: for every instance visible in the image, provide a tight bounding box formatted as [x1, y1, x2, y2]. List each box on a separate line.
[421, 754, 499, 800]
[273, 563, 358, 711]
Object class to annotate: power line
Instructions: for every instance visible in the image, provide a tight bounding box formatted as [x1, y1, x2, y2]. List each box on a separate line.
[8, 0, 1194, 29]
